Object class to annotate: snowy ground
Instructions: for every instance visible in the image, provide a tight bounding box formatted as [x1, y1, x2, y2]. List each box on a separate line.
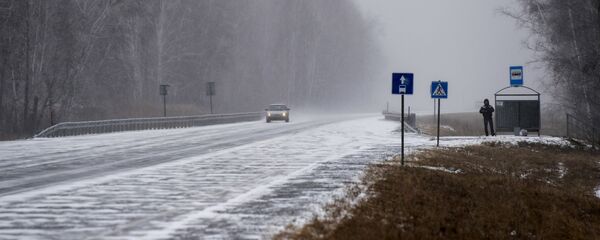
[0, 114, 569, 239]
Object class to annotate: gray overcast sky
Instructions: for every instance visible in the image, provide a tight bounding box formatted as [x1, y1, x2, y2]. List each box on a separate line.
[354, 0, 548, 114]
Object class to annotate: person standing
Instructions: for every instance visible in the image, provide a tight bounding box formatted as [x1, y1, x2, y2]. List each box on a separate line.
[479, 99, 495, 136]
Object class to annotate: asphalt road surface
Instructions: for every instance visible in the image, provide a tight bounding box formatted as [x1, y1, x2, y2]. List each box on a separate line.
[0, 113, 568, 239]
[0, 113, 428, 239]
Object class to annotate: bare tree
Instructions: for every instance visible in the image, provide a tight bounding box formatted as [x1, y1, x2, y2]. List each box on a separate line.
[0, 0, 382, 139]
[505, 0, 600, 126]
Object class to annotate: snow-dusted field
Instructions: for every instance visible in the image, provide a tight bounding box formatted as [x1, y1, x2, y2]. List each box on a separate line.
[0, 114, 568, 239]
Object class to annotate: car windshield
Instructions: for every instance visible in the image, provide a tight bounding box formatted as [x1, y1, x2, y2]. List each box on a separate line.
[268, 105, 287, 111]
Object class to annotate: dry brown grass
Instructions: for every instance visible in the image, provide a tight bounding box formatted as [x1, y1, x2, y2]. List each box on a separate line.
[418, 112, 482, 136]
[275, 143, 600, 240]
[418, 111, 567, 137]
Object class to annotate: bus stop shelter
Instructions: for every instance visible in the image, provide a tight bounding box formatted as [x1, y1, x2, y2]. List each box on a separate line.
[494, 86, 541, 136]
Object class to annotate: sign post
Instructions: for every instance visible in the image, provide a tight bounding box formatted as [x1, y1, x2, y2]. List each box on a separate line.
[159, 84, 170, 117]
[431, 80, 448, 147]
[207, 82, 215, 114]
[392, 73, 414, 166]
[510, 66, 523, 86]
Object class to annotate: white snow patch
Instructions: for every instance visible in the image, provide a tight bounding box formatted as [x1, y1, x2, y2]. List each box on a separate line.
[441, 125, 456, 132]
[557, 162, 567, 179]
[596, 161, 600, 199]
[139, 152, 357, 240]
[437, 135, 570, 148]
[520, 172, 531, 179]
[416, 165, 462, 174]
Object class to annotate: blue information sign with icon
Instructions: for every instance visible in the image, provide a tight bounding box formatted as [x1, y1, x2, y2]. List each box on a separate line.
[510, 66, 523, 86]
[392, 73, 414, 95]
[430, 81, 448, 99]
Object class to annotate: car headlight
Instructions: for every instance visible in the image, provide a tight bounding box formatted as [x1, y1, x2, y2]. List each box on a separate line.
[268, 112, 271, 117]
[283, 112, 286, 116]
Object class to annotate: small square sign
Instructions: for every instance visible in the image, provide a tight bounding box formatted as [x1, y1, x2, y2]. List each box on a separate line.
[160, 84, 169, 96]
[430, 81, 448, 99]
[207, 82, 215, 96]
[510, 66, 523, 86]
[392, 73, 414, 95]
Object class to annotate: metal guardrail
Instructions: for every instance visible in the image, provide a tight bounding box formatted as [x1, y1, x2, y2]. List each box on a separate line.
[382, 111, 416, 127]
[566, 113, 599, 147]
[382, 111, 418, 133]
[35, 112, 263, 138]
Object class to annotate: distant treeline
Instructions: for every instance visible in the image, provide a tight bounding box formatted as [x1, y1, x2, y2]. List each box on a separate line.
[0, 0, 381, 138]
[507, 0, 600, 128]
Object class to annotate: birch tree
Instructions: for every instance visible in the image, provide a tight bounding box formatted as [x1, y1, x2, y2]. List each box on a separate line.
[505, 0, 600, 126]
[0, 0, 382, 138]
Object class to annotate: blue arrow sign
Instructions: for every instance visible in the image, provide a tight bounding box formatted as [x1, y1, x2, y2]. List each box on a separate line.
[431, 81, 448, 99]
[510, 66, 523, 86]
[392, 73, 414, 95]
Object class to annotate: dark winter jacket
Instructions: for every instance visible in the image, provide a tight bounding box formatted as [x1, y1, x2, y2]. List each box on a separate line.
[479, 105, 494, 119]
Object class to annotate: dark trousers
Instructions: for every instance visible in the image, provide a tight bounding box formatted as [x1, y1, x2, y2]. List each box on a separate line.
[484, 117, 495, 136]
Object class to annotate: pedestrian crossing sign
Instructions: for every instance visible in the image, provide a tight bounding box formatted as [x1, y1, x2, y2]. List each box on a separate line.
[431, 81, 448, 99]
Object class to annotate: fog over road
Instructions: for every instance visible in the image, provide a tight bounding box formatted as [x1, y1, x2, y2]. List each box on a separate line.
[0, 114, 431, 239]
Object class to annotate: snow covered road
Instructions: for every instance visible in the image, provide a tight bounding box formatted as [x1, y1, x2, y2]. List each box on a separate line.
[0, 114, 567, 239]
[0, 115, 367, 195]
[0, 114, 425, 239]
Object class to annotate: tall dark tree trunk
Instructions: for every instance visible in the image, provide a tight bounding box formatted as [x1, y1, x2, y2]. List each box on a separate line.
[597, 0, 600, 42]
[0, 48, 6, 125]
[0, 1, 14, 130]
[22, 0, 31, 133]
[597, 0, 600, 23]
[31, 95, 38, 135]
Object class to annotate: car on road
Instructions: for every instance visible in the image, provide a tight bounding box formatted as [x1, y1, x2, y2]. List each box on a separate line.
[265, 104, 290, 123]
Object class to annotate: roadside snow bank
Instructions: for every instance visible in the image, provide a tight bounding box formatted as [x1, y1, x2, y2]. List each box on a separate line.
[416, 165, 462, 174]
[437, 135, 570, 148]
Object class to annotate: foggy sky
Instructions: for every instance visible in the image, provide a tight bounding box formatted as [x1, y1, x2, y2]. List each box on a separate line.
[354, 0, 547, 114]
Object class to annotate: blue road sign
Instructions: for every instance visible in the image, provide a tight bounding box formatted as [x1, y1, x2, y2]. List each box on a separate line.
[510, 66, 523, 86]
[431, 81, 448, 99]
[392, 73, 414, 95]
